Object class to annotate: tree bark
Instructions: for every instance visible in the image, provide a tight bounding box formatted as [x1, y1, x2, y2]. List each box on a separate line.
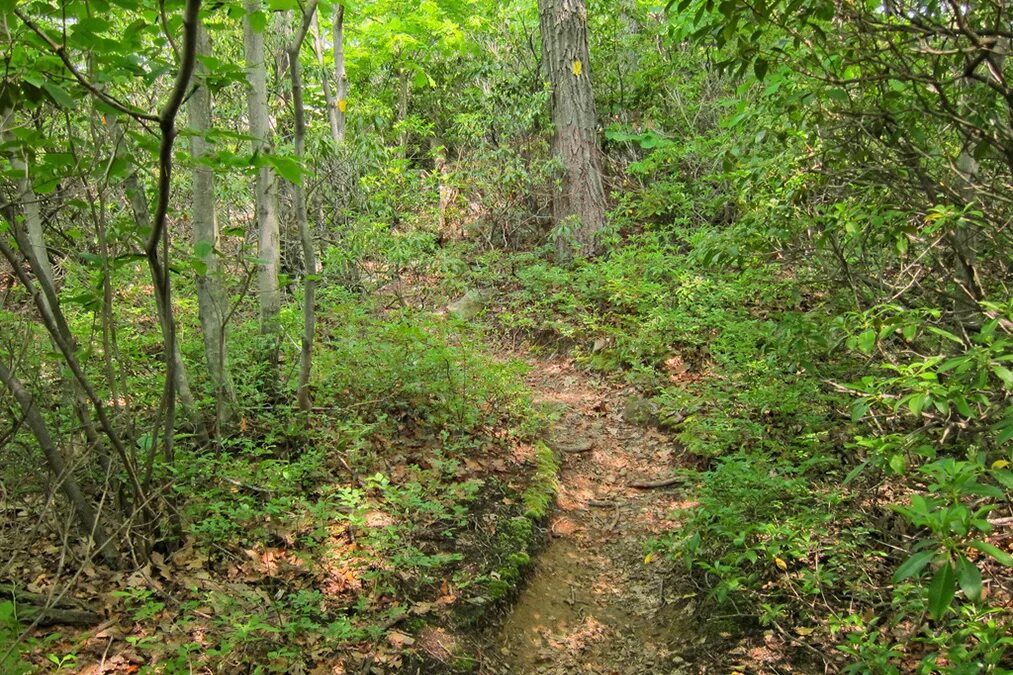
[333, 4, 347, 143]
[122, 155, 209, 446]
[538, 0, 607, 258]
[288, 1, 319, 412]
[189, 20, 239, 425]
[311, 12, 341, 145]
[244, 0, 283, 380]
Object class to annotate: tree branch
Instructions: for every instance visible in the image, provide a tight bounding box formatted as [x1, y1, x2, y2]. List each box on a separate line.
[13, 9, 160, 124]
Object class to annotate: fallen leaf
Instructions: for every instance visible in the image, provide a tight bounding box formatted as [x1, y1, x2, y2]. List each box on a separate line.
[387, 630, 415, 648]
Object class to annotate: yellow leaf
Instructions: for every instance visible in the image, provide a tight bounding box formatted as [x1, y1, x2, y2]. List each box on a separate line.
[774, 557, 788, 571]
[572, 59, 582, 77]
[644, 552, 654, 564]
[992, 459, 1010, 470]
[337, 99, 348, 113]
[794, 626, 815, 636]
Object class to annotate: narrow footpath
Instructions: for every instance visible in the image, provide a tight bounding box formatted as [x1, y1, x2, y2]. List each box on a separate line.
[479, 354, 720, 674]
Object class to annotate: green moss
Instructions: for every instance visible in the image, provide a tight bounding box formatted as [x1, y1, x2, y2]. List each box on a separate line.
[522, 441, 558, 519]
[454, 443, 559, 621]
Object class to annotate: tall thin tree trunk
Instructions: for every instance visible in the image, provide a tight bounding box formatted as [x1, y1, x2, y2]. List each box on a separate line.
[397, 64, 409, 158]
[312, 13, 341, 145]
[244, 0, 283, 383]
[189, 21, 239, 426]
[288, 2, 319, 412]
[333, 4, 347, 143]
[122, 164, 210, 446]
[538, 0, 607, 258]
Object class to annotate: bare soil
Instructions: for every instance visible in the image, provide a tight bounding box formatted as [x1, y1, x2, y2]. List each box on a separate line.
[477, 353, 737, 674]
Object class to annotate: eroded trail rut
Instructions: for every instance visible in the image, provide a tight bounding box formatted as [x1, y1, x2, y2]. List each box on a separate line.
[482, 355, 711, 674]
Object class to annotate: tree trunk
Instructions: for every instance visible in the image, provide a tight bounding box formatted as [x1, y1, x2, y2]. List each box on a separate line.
[538, 0, 607, 258]
[122, 161, 209, 446]
[189, 21, 239, 426]
[397, 64, 409, 158]
[244, 0, 283, 381]
[333, 4, 347, 143]
[311, 12, 341, 145]
[288, 2, 319, 413]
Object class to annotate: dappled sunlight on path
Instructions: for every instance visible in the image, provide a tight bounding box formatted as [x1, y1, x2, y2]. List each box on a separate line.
[483, 355, 704, 674]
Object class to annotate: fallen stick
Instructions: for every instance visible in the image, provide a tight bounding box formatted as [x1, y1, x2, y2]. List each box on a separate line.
[0, 584, 100, 626]
[16, 605, 100, 627]
[627, 476, 681, 489]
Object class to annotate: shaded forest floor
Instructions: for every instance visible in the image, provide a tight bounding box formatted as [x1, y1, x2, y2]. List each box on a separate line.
[7, 226, 1008, 672]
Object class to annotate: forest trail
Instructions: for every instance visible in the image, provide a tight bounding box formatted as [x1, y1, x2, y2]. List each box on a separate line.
[481, 353, 709, 674]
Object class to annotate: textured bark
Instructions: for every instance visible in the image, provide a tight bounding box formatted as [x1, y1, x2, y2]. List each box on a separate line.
[538, 0, 607, 258]
[189, 21, 239, 423]
[244, 0, 283, 374]
[288, 1, 319, 412]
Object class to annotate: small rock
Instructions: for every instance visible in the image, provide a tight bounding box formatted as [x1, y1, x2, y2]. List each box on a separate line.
[447, 288, 491, 320]
[622, 396, 659, 425]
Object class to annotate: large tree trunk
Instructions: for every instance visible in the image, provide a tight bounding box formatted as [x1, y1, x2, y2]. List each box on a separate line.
[189, 21, 239, 425]
[244, 0, 283, 381]
[538, 0, 607, 258]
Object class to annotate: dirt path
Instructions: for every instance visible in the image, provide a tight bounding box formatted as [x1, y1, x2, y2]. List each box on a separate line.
[479, 354, 712, 674]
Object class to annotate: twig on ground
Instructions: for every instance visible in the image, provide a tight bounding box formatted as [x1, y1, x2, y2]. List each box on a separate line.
[627, 476, 681, 489]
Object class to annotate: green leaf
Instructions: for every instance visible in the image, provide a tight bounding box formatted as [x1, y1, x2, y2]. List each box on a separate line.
[265, 154, 303, 184]
[193, 240, 214, 258]
[992, 469, 1013, 490]
[991, 365, 1013, 389]
[892, 549, 935, 582]
[927, 562, 955, 620]
[969, 540, 1013, 567]
[926, 326, 964, 344]
[955, 555, 982, 601]
[952, 394, 972, 417]
[828, 87, 849, 103]
[753, 58, 768, 82]
[42, 82, 75, 109]
[248, 9, 267, 32]
[908, 392, 928, 416]
[850, 398, 870, 421]
[857, 329, 876, 354]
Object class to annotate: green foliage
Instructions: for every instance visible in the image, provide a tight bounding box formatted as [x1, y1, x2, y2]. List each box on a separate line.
[0, 600, 31, 675]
